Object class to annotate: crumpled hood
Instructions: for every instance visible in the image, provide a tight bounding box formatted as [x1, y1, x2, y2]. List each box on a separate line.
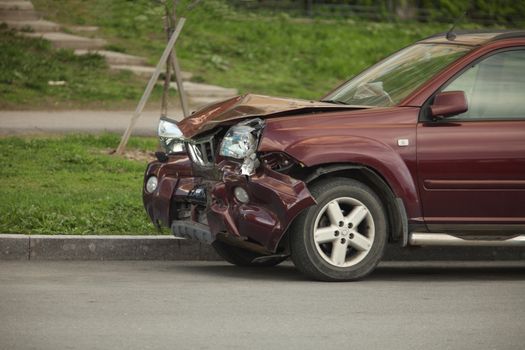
[177, 93, 360, 138]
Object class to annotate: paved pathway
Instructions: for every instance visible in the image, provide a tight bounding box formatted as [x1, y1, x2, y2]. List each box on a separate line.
[0, 110, 183, 136]
[1, 260, 524, 350]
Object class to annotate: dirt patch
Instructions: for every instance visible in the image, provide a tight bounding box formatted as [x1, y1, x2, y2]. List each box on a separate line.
[104, 148, 156, 162]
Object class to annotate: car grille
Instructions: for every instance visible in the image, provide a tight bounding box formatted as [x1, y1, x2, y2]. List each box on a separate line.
[186, 133, 218, 167]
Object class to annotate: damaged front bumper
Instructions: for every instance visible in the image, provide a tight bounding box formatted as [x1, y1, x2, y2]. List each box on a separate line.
[143, 157, 315, 253]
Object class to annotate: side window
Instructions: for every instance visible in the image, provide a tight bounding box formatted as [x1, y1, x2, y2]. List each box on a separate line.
[443, 49, 525, 120]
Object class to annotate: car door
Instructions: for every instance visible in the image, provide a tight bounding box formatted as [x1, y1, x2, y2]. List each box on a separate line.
[417, 48, 525, 232]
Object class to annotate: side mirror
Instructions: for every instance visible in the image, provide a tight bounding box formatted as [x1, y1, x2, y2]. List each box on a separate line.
[430, 91, 468, 119]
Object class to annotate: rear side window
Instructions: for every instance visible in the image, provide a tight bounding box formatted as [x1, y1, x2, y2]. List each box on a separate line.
[444, 49, 525, 120]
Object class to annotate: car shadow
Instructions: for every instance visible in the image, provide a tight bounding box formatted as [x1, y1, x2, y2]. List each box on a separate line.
[173, 262, 308, 282]
[172, 261, 525, 282]
[367, 264, 525, 282]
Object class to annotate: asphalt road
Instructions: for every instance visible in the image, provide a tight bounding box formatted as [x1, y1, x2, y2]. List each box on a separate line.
[1, 261, 524, 350]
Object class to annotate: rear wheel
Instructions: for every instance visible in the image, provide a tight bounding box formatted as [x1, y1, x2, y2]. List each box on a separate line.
[212, 241, 287, 267]
[290, 178, 387, 281]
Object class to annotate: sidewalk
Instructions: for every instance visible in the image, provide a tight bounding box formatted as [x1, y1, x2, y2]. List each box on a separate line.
[0, 110, 184, 136]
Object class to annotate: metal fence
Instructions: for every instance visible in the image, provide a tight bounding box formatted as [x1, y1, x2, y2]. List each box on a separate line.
[227, 0, 525, 25]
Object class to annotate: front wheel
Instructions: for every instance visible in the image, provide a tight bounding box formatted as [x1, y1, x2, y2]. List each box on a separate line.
[290, 178, 387, 281]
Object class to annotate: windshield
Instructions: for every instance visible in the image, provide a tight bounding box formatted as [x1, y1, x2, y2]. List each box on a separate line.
[323, 43, 471, 107]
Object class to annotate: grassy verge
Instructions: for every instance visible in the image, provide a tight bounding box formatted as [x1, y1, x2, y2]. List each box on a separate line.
[5, 0, 470, 108]
[0, 135, 161, 235]
[32, 0, 449, 99]
[0, 25, 168, 110]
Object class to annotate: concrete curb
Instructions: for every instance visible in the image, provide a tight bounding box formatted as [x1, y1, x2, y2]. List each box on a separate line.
[1, 234, 523, 261]
[0, 234, 30, 260]
[0, 235, 221, 261]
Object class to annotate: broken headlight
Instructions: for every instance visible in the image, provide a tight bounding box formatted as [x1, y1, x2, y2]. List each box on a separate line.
[158, 117, 185, 154]
[219, 118, 264, 175]
[219, 125, 256, 159]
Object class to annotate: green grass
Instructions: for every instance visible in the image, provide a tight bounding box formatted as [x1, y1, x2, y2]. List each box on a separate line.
[5, 0, 477, 108]
[0, 135, 162, 235]
[32, 0, 451, 99]
[0, 25, 167, 109]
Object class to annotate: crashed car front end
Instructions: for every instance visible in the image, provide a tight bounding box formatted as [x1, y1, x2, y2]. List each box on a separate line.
[143, 113, 316, 254]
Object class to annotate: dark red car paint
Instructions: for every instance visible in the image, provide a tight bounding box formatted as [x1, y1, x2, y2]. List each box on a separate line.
[143, 155, 194, 228]
[417, 119, 525, 227]
[143, 32, 525, 252]
[258, 107, 422, 221]
[207, 161, 316, 252]
[144, 155, 316, 251]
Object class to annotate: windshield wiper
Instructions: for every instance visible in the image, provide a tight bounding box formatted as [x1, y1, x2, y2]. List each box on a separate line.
[320, 99, 348, 105]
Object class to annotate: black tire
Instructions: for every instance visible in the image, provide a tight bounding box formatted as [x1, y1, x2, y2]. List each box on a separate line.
[212, 240, 286, 267]
[290, 178, 387, 281]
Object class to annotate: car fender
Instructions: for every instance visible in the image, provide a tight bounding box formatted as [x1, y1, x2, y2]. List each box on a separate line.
[262, 134, 421, 220]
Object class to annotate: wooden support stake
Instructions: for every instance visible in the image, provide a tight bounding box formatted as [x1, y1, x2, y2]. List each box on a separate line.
[169, 0, 190, 118]
[116, 18, 186, 155]
[170, 50, 190, 118]
[160, 1, 173, 118]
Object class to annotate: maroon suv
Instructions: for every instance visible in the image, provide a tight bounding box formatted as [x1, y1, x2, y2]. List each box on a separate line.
[143, 30, 525, 281]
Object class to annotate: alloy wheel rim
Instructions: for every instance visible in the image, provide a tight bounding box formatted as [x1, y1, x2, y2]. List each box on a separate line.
[312, 197, 375, 267]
